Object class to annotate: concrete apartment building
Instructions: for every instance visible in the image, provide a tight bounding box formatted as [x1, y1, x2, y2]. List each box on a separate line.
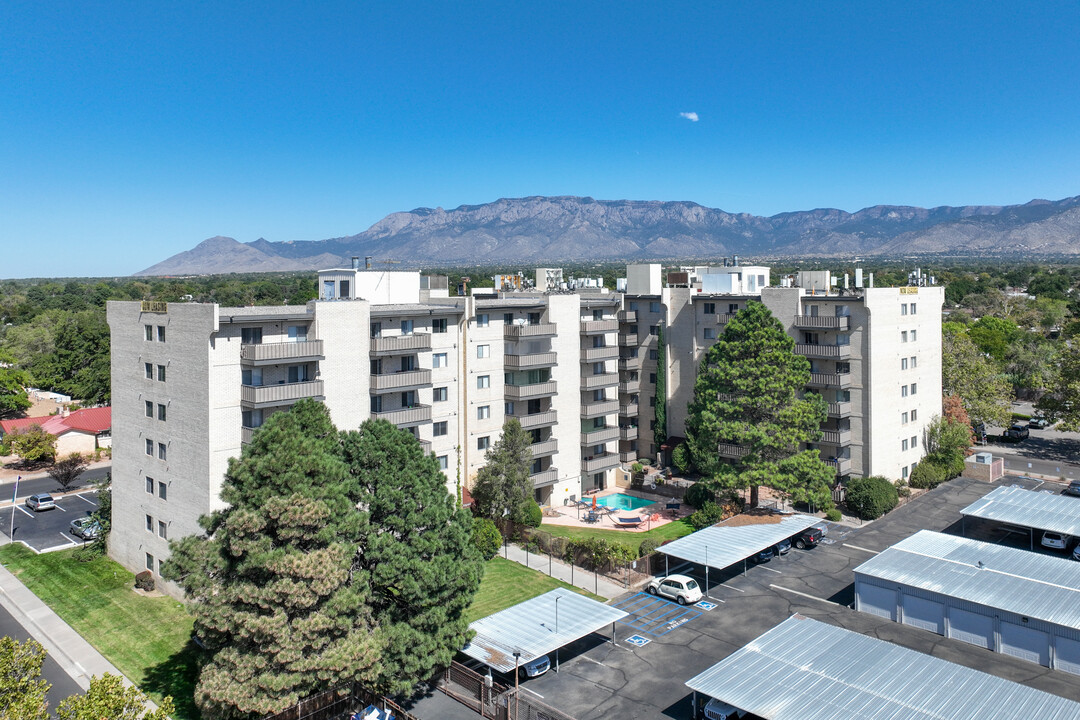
[107, 260, 942, 587]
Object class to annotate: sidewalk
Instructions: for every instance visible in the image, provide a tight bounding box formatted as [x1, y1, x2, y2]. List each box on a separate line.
[501, 543, 627, 600]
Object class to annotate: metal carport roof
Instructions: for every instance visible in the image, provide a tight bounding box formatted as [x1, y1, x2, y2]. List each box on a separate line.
[960, 485, 1080, 537]
[462, 588, 629, 673]
[657, 513, 819, 571]
[685, 615, 1080, 720]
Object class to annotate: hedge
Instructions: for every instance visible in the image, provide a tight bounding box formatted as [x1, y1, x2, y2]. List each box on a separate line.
[844, 475, 898, 520]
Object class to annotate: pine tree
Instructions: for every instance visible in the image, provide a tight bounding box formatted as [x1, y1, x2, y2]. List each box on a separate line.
[340, 420, 483, 696]
[685, 301, 834, 507]
[469, 418, 534, 524]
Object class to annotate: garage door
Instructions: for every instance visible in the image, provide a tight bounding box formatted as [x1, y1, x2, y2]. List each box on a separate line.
[901, 593, 944, 635]
[856, 582, 896, 621]
[1000, 622, 1050, 666]
[948, 608, 994, 649]
[1055, 637, 1080, 675]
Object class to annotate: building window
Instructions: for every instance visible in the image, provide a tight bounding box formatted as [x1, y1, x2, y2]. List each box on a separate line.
[146, 477, 154, 494]
[145, 401, 154, 418]
[146, 514, 153, 532]
[432, 318, 448, 333]
[902, 412, 909, 424]
[628, 302, 638, 311]
[477, 436, 490, 451]
[370, 322, 382, 339]
[477, 405, 491, 420]
[704, 328, 715, 340]
[145, 363, 153, 379]
[433, 421, 448, 437]
[911, 409, 918, 421]
[901, 385, 909, 398]
[145, 325, 153, 341]
[901, 304, 908, 316]
[370, 396, 383, 413]
[145, 439, 153, 456]
[433, 387, 448, 402]
[910, 383, 917, 395]
[477, 375, 490, 389]
[158, 483, 167, 500]
[158, 443, 167, 461]
[902, 466, 910, 480]
[649, 302, 661, 313]
[901, 358, 908, 370]
[902, 439, 909, 452]
[241, 327, 263, 344]
[287, 325, 307, 342]
[157, 365, 166, 381]
[911, 330, 917, 342]
[649, 396, 656, 407]
[910, 356, 917, 368]
[901, 331, 908, 343]
[476, 313, 489, 328]
[911, 435, 918, 448]
[242, 367, 263, 386]
[288, 365, 311, 383]
[158, 404, 166, 421]
[400, 319, 414, 335]
[146, 553, 154, 571]
[910, 303, 917, 315]
[703, 303, 715, 315]
[650, 373, 657, 384]
[649, 325, 659, 336]
[158, 521, 168, 539]
[437, 455, 449, 470]
[649, 349, 658, 360]
[157, 326, 165, 342]
[477, 344, 489, 359]
[433, 352, 448, 368]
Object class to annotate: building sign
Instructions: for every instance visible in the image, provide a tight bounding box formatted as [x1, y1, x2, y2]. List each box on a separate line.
[899, 287, 919, 295]
[141, 301, 168, 313]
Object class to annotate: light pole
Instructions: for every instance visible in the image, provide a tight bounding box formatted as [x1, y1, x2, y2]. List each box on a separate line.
[9, 475, 20, 541]
[513, 650, 521, 720]
[554, 595, 561, 672]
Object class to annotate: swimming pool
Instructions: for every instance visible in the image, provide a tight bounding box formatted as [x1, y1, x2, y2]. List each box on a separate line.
[595, 493, 654, 511]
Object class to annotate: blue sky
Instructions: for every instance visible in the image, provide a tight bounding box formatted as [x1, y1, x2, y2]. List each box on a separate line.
[2, 1, 1079, 278]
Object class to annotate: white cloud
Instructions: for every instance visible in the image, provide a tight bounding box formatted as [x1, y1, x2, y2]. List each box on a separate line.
[679, 112, 699, 122]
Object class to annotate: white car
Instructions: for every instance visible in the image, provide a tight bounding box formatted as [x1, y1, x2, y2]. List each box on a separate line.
[1042, 532, 1068, 550]
[647, 574, 702, 605]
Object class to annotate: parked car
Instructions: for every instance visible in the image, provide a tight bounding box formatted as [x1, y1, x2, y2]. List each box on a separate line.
[1064, 481, 1080, 498]
[972, 421, 988, 444]
[518, 654, 550, 679]
[703, 697, 746, 720]
[791, 527, 824, 550]
[1072, 542, 1080, 562]
[1003, 423, 1029, 441]
[773, 538, 792, 556]
[750, 547, 775, 564]
[1041, 531, 1068, 550]
[647, 574, 703, 605]
[25, 493, 55, 512]
[70, 517, 102, 540]
[1028, 416, 1051, 429]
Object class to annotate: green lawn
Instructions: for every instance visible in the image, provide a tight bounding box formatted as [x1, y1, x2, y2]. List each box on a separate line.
[538, 518, 694, 553]
[0, 545, 200, 720]
[467, 557, 603, 622]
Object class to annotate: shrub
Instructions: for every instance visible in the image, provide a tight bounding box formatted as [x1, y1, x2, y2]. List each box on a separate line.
[134, 571, 155, 592]
[638, 538, 660, 557]
[472, 517, 502, 560]
[844, 476, 898, 520]
[908, 461, 948, 489]
[565, 537, 635, 571]
[672, 443, 693, 474]
[825, 508, 842, 522]
[631, 462, 643, 475]
[684, 482, 716, 510]
[688, 501, 725, 530]
[521, 500, 543, 528]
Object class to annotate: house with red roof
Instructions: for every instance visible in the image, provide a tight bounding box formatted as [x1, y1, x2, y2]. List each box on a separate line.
[1, 406, 111, 456]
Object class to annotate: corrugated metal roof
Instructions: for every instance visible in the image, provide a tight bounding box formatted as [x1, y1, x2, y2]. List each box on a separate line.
[657, 514, 820, 570]
[853, 529, 1080, 629]
[462, 588, 628, 673]
[960, 485, 1080, 536]
[686, 615, 1080, 720]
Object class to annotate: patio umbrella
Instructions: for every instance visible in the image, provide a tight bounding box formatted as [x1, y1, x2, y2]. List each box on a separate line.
[591, 495, 597, 510]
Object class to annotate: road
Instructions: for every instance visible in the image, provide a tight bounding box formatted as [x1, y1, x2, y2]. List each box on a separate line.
[0, 465, 110, 501]
[0, 587, 85, 709]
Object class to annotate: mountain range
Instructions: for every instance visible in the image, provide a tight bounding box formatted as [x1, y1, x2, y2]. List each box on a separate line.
[137, 194, 1080, 275]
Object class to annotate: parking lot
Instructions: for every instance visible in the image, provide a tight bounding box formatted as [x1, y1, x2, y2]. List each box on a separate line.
[515, 474, 1080, 720]
[1, 491, 100, 552]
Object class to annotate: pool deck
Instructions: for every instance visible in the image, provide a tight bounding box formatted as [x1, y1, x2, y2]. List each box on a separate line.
[541, 488, 694, 532]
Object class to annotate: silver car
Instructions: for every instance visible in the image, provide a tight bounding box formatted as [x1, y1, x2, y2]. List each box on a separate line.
[25, 493, 55, 512]
[70, 517, 102, 540]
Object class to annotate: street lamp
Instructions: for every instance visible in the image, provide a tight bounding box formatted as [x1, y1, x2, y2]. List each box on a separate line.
[554, 595, 561, 672]
[513, 650, 521, 719]
[9, 475, 20, 541]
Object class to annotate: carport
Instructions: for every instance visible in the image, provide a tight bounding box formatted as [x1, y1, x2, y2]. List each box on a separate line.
[854, 529, 1080, 674]
[462, 587, 628, 675]
[655, 513, 819, 595]
[685, 614, 1080, 720]
[960, 485, 1080, 550]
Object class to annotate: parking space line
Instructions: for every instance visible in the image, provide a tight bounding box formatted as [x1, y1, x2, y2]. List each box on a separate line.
[73, 494, 98, 505]
[721, 583, 745, 592]
[524, 688, 544, 699]
[845, 544, 879, 554]
[58, 533, 78, 546]
[769, 584, 839, 606]
[53, 504, 67, 512]
[15, 505, 34, 518]
[757, 565, 782, 574]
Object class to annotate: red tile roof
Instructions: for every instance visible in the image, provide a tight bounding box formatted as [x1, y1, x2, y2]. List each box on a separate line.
[0, 407, 111, 437]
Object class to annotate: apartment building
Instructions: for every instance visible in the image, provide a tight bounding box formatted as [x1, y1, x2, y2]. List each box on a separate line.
[107, 260, 941, 589]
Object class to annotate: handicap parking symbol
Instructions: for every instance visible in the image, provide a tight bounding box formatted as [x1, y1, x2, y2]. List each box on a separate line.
[625, 634, 651, 648]
[695, 601, 718, 611]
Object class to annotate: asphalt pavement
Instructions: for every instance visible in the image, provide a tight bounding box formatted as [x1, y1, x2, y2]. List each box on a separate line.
[0, 465, 111, 500]
[1, 491, 100, 552]
[0, 600, 85, 711]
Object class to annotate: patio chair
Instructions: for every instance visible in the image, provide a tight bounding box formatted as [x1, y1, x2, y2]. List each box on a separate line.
[613, 516, 645, 528]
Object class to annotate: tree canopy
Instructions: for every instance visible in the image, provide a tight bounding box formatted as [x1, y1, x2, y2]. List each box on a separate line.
[7, 424, 57, 464]
[0, 350, 31, 418]
[56, 674, 173, 720]
[942, 324, 1012, 427]
[469, 418, 534, 525]
[684, 301, 835, 508]
[0, 637, 50, 720]
[1036, 343, 1080, 431]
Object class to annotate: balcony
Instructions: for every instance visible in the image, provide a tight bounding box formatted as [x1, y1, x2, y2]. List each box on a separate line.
[828, 402, 852, 418]
[618, 310, 636, 323]
[530, 467, 559, 488]
[581, 399, 619, 419]
[419, 439, 432, 455]
[583, 373, 619, 390]
[619, 333, 639, 346]
[241, 380, 324, 408]
[619, 356, 643, 371]
[620, 451, 638, 463]
[716, 313, 739, 325]
[372, 404, 432, 426]
[581, 427, 620, 445]
[530, 439, 558, 458]
[241, 340, 324, 365]
[581, 319, 619, 334]
[718, 442, 750, 459]
[370, 369, 432, 393]
[504, 323, 557, 339]
[581, 346, 619, 362]
[808, 372, 852, 389]
[370, 333, 431, 356]
[820, 429, 852, 445]
[505, 352, 557, 369]
[619, 402, 639, 417]
[241, 426, 255, 445]
[621, 379, 641, 394]
[825, 457, 851, 475]
[582, 453, 620, 473]
[794, 344, 851, 359]
[504, 381, 558, 400]
[619, 426, 638, 441]
[515, 410, 558, 430]
[794, 315, 850, 330]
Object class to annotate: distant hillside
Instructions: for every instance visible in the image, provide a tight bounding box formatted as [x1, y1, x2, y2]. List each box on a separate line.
[136, 195, 1080, 275]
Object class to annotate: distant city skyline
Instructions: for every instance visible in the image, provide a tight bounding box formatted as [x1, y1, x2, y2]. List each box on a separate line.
[2, 2, 1079, 278]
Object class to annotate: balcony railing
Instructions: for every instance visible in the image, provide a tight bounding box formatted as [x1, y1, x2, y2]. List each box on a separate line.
[619, 426, 638, 441]
[618, 356, 642, 371]
[621, 379, 641, 394]
[581, 399, 619, 419]
[618, 310, 637, 323]
[530, 468, 559, 488]
[794, 344, 851, 359]
[620, 451, 638, 463]
[619, 334, 639, 346]
[820, 429, 852, 445]
[619, 403, 639, 417]
[581, 346, 619, 362]
[581, 427, 620, 445]
[241, 426, 255, 445]
[828, 402, 852, 418]
[716, 313, 740, 325]
[794, 315, 850, 330]
[581, 319, 619, 334]
[515, 410, 558, 430]
[583, 373, 619, 389]
[505, 352, 557, 369]
[825, 457, 851, 474]
[808, 372, 852, 388]
[370, 333, 431, 355]
[241, 380, 324, 407]
[419, 439, 432, 455]
[504, 323, 557, 339]
[370, 369, 432, 392]
[718, 442, 750, 459]
[530, 439, 558, 458]
[504, 381, 558, 400]
[582, 453, 620, 473]
[371, 404, 432, 426]
[241, 340, 325, 364]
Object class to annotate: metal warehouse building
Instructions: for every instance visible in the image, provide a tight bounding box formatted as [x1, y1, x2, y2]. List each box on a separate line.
[854, 530, 1080, 673]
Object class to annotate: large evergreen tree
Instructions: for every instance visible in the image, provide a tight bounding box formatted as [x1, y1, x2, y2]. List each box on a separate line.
[164, 400, 382, 719]
[685, 301, 834, 507]
[469, 418, 533, 524]
[340, 420, 482, 695]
